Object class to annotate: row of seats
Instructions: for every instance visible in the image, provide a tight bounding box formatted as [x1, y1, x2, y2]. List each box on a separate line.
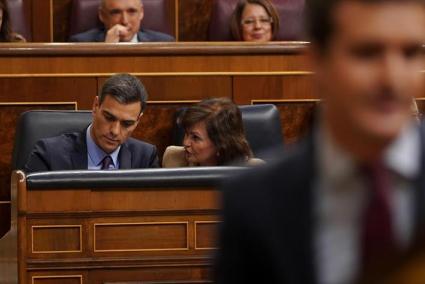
[12, 104, 284, 170]
[8, 0, 305, 42]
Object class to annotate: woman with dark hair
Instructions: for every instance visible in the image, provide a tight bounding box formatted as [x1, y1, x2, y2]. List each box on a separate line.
[230, 0, 280, 42]
[163, 98, 263, 167]
[0, 0, 25, 42]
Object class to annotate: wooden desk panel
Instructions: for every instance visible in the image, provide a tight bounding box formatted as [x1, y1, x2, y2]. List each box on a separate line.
[0, 78, 96, 109]
[0, 43, 309, 74]
[13, 171, 221, 283]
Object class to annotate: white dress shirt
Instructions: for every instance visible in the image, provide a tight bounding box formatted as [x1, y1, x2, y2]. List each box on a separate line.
[314, 123, 421, 284]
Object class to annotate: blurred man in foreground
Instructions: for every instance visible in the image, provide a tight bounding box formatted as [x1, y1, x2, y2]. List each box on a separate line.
[215, 0, 425, 283]
[70, 0, 174, 43]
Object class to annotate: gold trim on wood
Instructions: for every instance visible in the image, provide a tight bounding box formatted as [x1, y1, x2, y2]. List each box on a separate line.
[49, 0, 54, 42]
[147, 100, 200, 105]
[194, 221, 220, 250]
[0, 71, 313, 78]
[251, 98, 321, 105]
[17, 170, 25, 183]
[175, 0, 179, 41]
[31, 225, 83, 254]
[32, 274, 83, 284]
[93, 222, 189, 252]
[0, 101, 77, 110]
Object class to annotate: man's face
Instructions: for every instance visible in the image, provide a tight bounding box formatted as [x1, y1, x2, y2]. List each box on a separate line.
[91, 95, 142, 154]
[314, 1, 425, 145]
[99, 0, 144, 42]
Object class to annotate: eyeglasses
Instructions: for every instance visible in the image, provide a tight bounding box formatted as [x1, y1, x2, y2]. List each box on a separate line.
[241, 17, 273, 27]
[106, 8, 141, 19]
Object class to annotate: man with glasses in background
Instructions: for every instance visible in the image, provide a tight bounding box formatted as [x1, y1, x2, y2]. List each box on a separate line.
[70, 0, 174, 43]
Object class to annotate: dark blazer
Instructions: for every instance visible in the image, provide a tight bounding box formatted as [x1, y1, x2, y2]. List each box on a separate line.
[214, 126, 425, 284]
[69, 27, 175, 42]
[24, 130, 159, 173]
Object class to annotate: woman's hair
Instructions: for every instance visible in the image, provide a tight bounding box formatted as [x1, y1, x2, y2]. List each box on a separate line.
[230, 0, 280, 41]
[0, 0, 24, 42]
[180, 98, 253, 166]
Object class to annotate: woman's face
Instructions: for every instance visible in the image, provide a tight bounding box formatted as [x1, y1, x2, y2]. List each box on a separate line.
[240, 3, 273, 42]
[183, 121, 218, 166]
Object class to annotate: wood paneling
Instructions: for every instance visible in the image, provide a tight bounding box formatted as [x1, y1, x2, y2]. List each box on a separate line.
[13, 172, 220, 283]
[31, 0, 53, 42]
[30, 273, 85, 284]
[129, 76, 232, 101]
[27, 189, 91, 213]
[0, 54, 306, 74]
[195, 221, 218, 250]
[32, 226, 81, 253]
[33, 276, 82, 284]
[134, 102, 193, 161]
[53, 0, 72, 42]
[97, 75, 232, 101]
[0, 78, 96, 109]
[94, 222, 188, 251]
[178, 0, 214, 41]
[253, 100, 319, 145]
[89, 266, 211, 284]
[90, 188, 218, 212]
[233, 75, 315, 104]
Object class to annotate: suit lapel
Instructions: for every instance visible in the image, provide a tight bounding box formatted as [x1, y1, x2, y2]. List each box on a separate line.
[97, 29, 106, 42]
[273, 137, 317, 283]
[411, 124, 425, 244]
[138, 30, 149, 42]
[118, 143, 132, 169]
[71, 130, 88, 170]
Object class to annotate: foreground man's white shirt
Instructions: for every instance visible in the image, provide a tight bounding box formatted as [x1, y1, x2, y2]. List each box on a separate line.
[314, 122, 420, 284]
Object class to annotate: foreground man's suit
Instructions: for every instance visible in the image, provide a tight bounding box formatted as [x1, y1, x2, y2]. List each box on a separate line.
[215, 125, 425, 284]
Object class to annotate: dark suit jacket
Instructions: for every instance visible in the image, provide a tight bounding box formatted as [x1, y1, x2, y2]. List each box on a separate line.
[69, 27, 175, 42]
[24, 130, 159, 173]
[214, 126, 425, 284]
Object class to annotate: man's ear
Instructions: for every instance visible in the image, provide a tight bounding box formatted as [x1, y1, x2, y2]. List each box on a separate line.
[92, 96, 100, 115]
[139, 5, 144, 22]
[137, 112, 144, 122]
[98, 8, 106, 24]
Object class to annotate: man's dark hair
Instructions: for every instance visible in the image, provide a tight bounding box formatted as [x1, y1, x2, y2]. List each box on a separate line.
[306, 0, 425, 52]
[99, 73, 148, 113]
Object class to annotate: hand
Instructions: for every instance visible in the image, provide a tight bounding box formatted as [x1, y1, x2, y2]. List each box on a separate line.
[105, 24, 131, 43]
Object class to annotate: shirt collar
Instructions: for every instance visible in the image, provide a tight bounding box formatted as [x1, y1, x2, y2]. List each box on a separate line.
[316, 123, 357, 187]
[86, 125, 121, 168]
[384, 122, 421, 179]
[316, 121, 421, 187]
[130, 33, 138, 43]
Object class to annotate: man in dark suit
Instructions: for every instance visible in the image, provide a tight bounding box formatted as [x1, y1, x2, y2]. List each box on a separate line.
[24, 73, 159, 172]
[69, 0, 174, 43]
[215, 0, 425, 283]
